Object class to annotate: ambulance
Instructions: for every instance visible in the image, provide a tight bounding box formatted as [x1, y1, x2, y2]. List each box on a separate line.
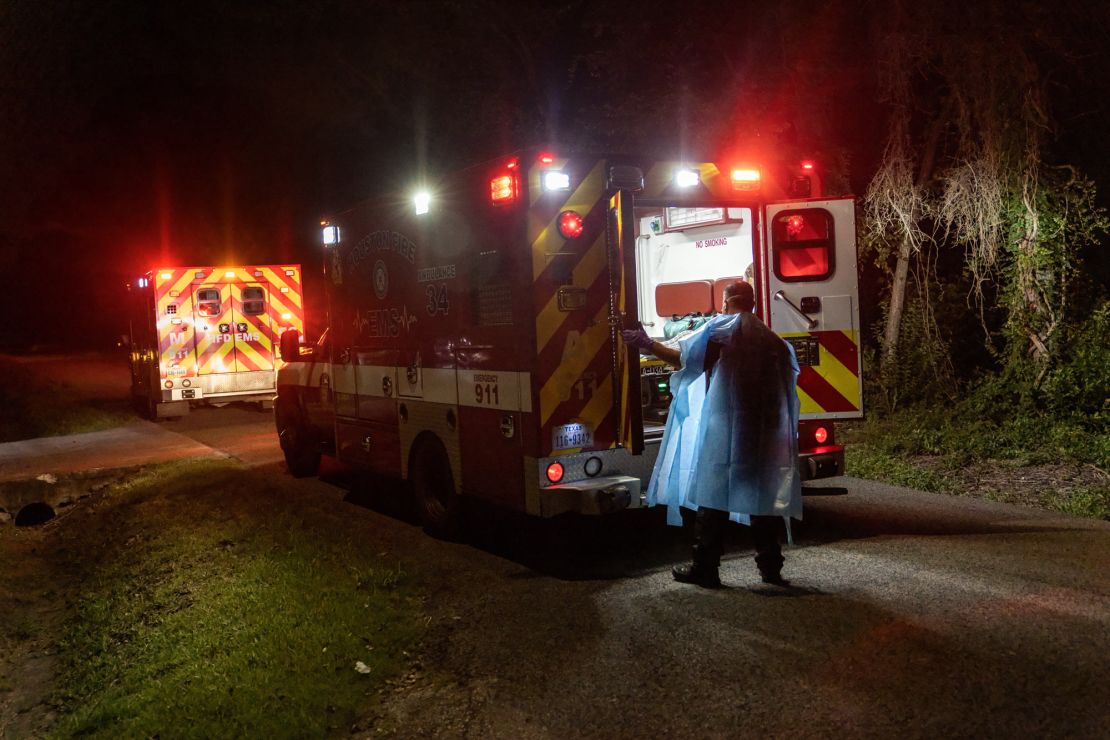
[276, 150, 861, 535]
[127, 265, 304, 418]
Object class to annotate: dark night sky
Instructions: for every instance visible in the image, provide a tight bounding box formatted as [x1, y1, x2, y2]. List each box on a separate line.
[1, 0, 1108, 347]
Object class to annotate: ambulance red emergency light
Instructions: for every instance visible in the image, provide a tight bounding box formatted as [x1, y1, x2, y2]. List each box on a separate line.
[127, 265, 304, 418]
[276, 150, 861, 536]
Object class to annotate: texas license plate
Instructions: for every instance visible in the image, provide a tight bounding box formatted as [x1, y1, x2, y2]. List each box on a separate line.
[553, 422, 593, 450]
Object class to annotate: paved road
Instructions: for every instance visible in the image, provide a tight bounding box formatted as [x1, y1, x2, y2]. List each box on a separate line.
[161, 410, 1109, 738]
[3, 357, 1108, 736]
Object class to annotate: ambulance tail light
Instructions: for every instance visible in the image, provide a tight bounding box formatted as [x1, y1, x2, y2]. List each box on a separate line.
[730, 168, 761, 191]
[546, 461, 565, 484]
[557, 210, 584, 239]
[490, 174, 518, 205]
[814, 426, 828, 444]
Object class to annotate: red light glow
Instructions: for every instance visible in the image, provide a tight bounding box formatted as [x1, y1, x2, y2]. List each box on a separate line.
[490, 174, 517, 205]
[546, 462, 565, 483]
[801, 161, 816, 171]
[786, 214, 806, 237]
[557, 210, 584, 239]
[539, 153, 555, 164]
[815, 426, 828, 444]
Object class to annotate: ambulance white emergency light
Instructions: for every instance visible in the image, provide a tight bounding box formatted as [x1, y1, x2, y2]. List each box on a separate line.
[322, 225, 340, 246]
[225, 271, 235, 278]
[414, 191, 431, 215]
[674, 168, 700, 188]
[160, 272, 172, 280]
[543, 171, 570, 191]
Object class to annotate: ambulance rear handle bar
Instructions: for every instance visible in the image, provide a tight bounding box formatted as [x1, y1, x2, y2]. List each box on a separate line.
[773, 290, 818, 330]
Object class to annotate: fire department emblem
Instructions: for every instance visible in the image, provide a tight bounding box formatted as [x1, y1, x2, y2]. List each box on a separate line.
[373, 260, 389, 299]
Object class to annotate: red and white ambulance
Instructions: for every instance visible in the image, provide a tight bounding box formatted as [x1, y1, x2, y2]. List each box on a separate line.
[276, 151, 861, 535]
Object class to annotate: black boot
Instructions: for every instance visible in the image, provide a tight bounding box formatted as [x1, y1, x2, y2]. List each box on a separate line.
[752, 516, 788, 585]
[673, 507, 727, 588]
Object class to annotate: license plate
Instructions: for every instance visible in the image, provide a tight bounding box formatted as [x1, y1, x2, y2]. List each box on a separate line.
[553, 422, 593, 450]
[181, 389, 196, 399]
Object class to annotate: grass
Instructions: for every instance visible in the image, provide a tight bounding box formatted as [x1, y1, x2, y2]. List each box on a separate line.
[0, 357, 133, 442]
[843, 406, 1110, 520]
[33, 459, 423, 738]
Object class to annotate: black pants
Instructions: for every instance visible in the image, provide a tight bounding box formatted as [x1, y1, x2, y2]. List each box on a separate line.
[692, 507, 784, 576]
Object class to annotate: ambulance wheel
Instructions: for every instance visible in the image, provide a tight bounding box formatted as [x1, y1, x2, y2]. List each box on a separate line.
[411, 436, 461, 540]
[276, 402, 320, 478]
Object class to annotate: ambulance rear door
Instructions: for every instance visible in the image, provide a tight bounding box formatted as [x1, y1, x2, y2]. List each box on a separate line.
[229, 283, 275, 372]
[763, 197, 863, 419]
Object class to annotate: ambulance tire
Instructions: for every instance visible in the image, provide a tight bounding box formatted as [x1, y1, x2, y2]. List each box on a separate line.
[276, 402, 320, 478]
[410, 436, 461, 540]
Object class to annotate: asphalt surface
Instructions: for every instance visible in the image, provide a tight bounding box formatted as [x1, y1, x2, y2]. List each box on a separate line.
[3, 355, 1108, 737]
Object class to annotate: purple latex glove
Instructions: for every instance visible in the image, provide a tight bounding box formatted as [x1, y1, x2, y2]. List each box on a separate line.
[621, 326, 654, 352]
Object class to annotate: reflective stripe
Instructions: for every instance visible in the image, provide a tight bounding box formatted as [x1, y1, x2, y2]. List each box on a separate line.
[329, 366, 532, 412]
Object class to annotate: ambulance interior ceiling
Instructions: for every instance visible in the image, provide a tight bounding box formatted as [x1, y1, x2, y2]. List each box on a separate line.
[635, 207, 754, 337]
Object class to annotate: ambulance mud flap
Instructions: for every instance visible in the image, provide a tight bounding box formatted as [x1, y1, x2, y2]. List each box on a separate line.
[541, 475, 641, 517]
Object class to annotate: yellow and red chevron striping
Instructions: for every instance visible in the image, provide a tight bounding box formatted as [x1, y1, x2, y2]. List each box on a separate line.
[782, 330, 862, 415]
[150, 265, 303, 379]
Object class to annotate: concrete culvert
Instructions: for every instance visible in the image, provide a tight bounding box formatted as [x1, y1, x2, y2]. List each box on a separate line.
[15, 502, 56, 527]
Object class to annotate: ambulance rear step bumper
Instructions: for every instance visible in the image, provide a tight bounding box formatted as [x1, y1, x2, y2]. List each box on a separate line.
[541, 475, 643, 517]
[799, 447, 845, 481]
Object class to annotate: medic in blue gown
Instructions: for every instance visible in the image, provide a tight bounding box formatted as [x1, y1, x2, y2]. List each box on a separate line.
[622, 280, 801, 588]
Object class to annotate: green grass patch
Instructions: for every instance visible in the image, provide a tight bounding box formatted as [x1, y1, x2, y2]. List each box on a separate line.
[1047, 485, 1110, 521]
[0, 357, 132, 442]
[47, 459, 423, 738]
[844, 444, 952, 493]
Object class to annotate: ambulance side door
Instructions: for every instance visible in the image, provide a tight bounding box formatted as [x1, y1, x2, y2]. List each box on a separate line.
[764, 198, 863, 419]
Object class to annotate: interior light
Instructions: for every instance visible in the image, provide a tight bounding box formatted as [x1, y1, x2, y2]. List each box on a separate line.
[490, 174, 518, 205]
[557, 210, 585, 239]
[543, 171, 570, 191]
[674, 168, 700, 188]
[815, 426, 828, 444]
[322, 225, 340, 245]
[414, 191, 431, 215]
[546, 461, 565, 483]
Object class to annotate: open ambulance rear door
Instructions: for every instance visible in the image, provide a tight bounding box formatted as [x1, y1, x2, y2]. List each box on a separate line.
[764, 197, 863, 420]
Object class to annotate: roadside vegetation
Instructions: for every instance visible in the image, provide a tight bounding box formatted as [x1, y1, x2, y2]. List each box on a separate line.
[1, 459, 423, 738]
[0, 357, 132, 442]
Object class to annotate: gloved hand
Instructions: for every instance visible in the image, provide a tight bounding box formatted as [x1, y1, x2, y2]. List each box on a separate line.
[621, 326, 654, 352]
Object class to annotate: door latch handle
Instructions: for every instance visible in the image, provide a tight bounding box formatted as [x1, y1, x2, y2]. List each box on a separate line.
[773, 290, 818, 330]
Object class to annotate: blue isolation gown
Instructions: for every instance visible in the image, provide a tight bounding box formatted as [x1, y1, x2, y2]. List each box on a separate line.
[645, 313, 802, 530]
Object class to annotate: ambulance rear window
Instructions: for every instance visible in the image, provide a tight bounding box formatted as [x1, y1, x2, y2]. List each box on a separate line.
[242, 287, 265, 316]
[772, 209, 834, 282]
[197, 289, 222, 317]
